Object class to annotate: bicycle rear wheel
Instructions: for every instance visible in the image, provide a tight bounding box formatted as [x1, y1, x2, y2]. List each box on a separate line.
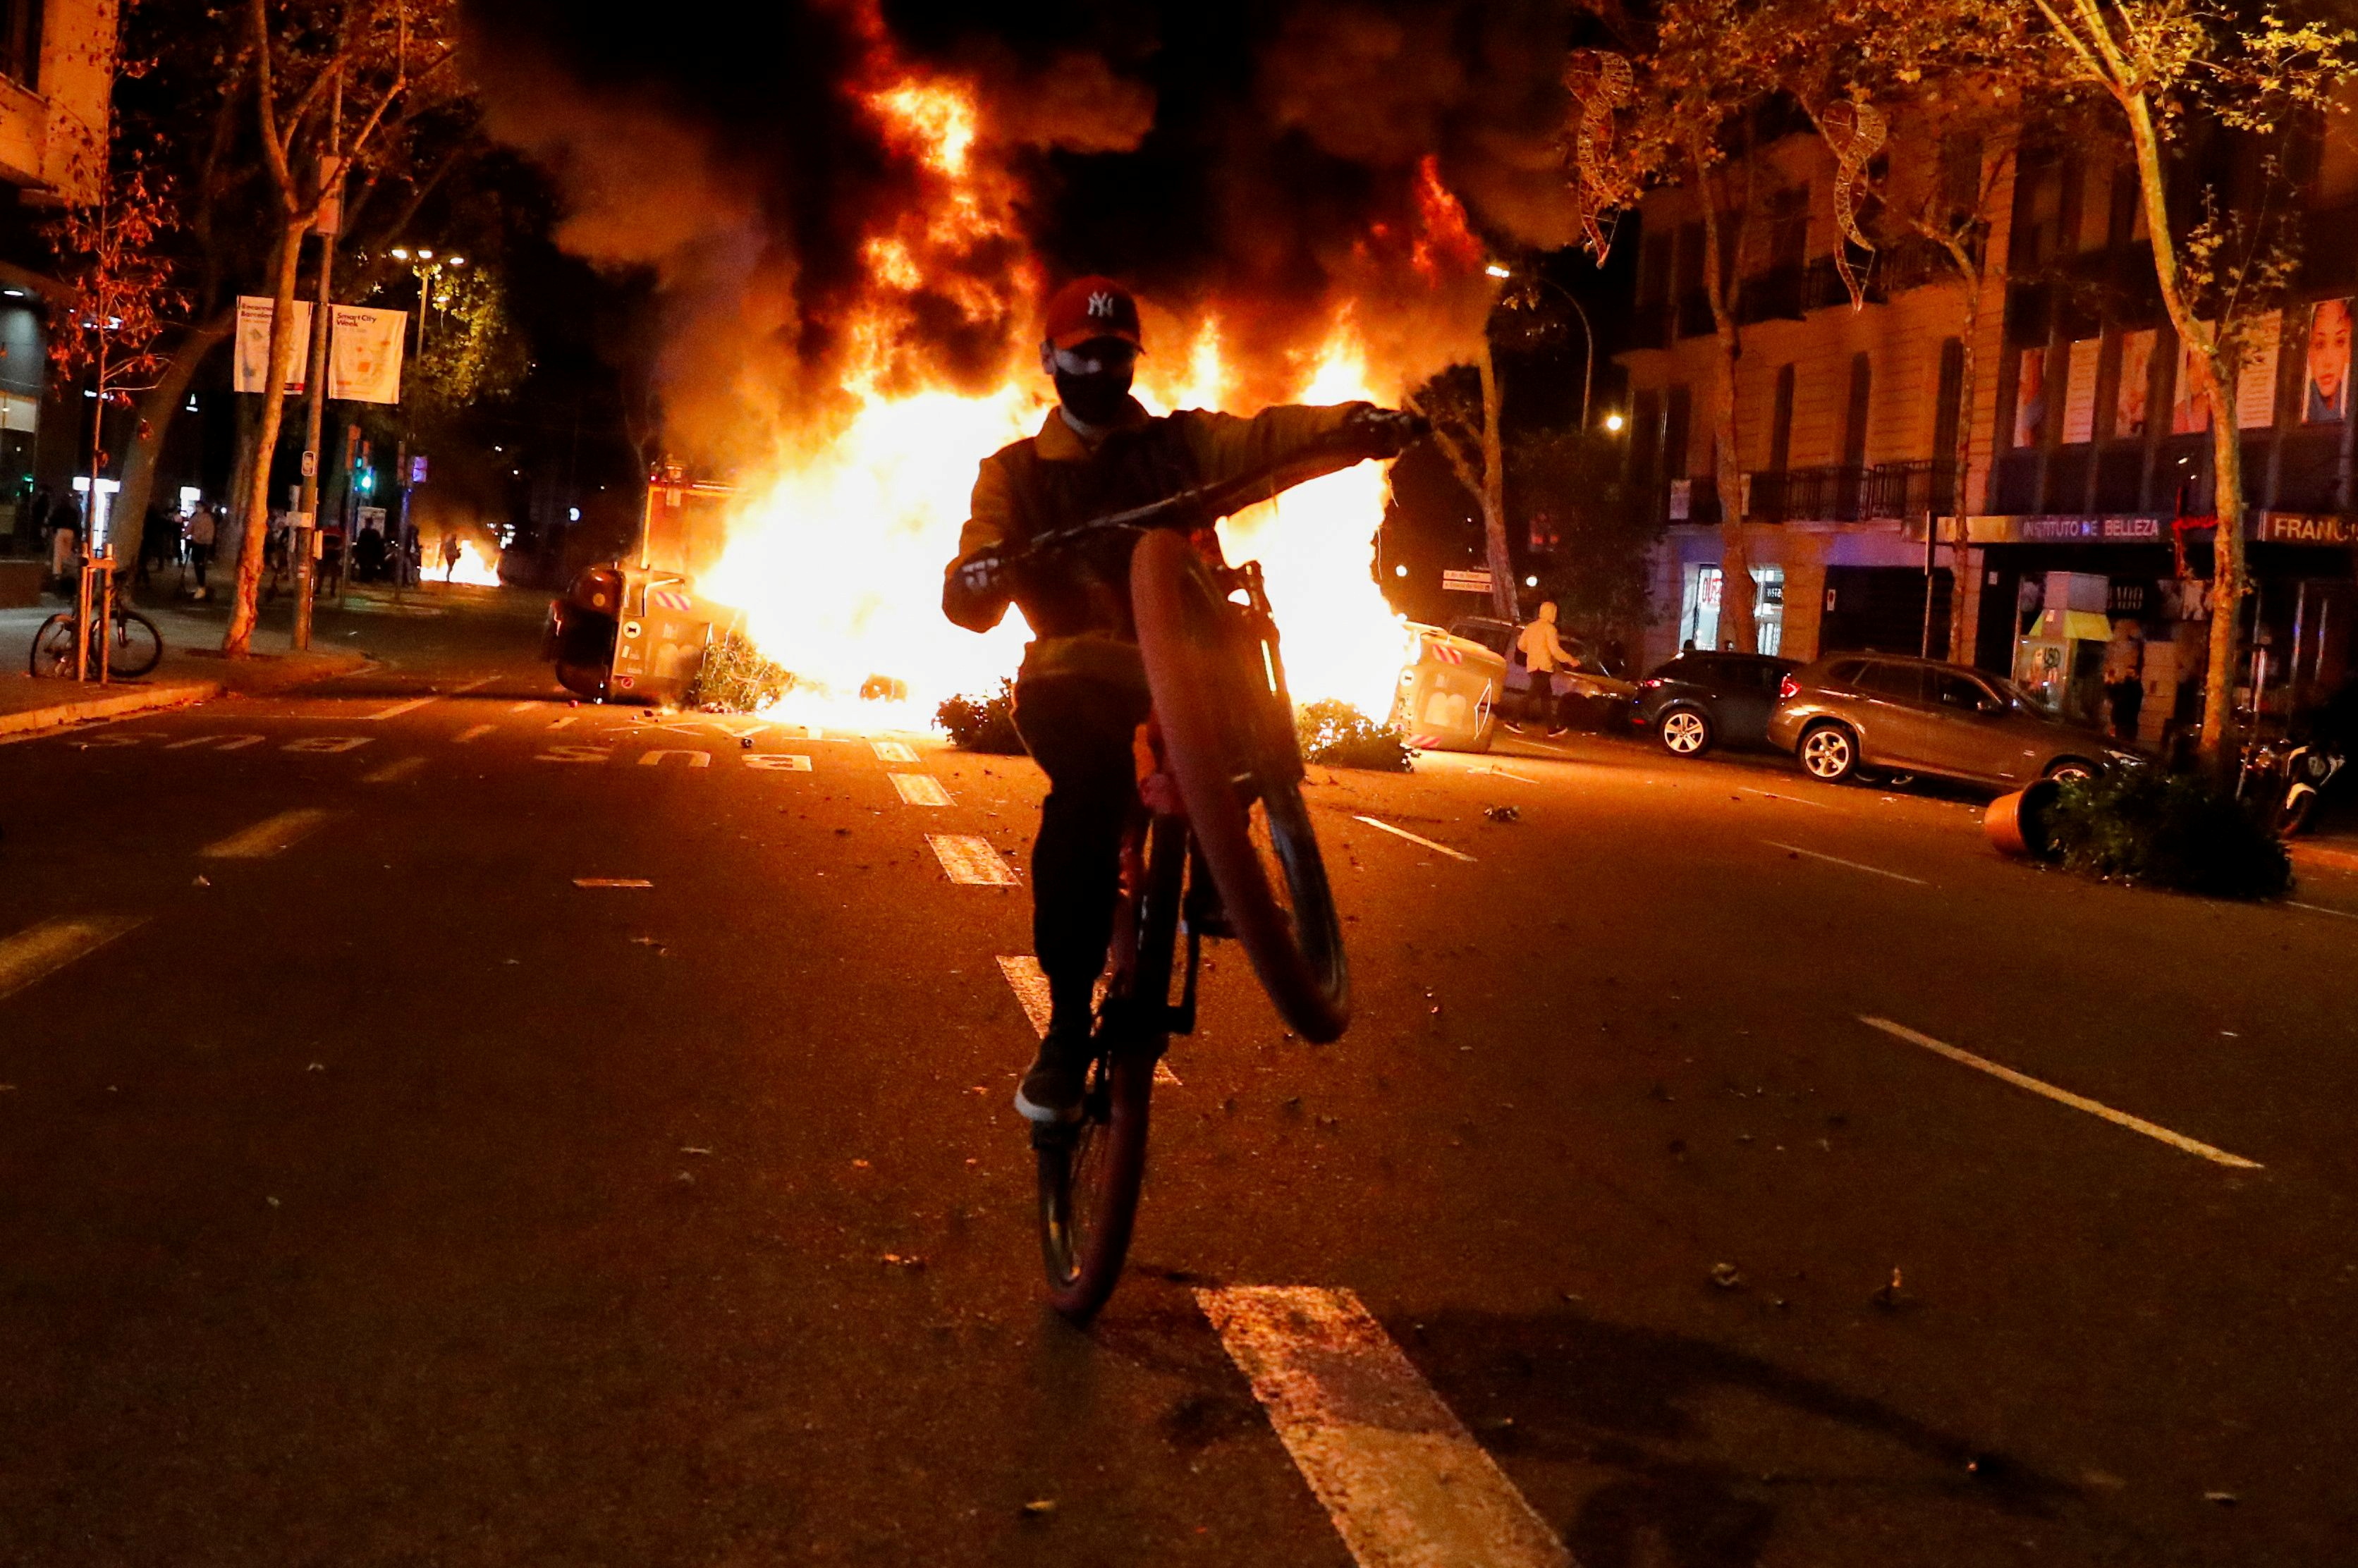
[1035, 811, 1183, 1322]
[109, 610, 162, 678]
[1130, 529, 1350, 1042]
[28, 613, 78, 678]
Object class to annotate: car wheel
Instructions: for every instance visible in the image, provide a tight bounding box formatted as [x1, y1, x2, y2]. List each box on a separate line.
[1657, 707, 1713, 757]
[1799, 721, 1859, 783]
[2044, 758, 2096, 783]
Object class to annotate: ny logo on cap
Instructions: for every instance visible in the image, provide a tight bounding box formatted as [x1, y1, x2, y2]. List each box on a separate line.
[1087, 290, 1118, 319]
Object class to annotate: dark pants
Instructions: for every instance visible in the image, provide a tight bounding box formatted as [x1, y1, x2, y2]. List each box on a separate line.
[1012, 672, 1152, 1039]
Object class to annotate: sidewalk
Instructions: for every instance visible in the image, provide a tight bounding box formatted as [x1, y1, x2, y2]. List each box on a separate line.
[0, 599, 372, 739]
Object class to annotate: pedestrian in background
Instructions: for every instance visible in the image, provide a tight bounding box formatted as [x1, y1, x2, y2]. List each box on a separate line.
[1505, 600, 1572, 737]
[47, 494, 80, 592]
[2103, 619, 2145, 740]
[188, 502, 217, 599]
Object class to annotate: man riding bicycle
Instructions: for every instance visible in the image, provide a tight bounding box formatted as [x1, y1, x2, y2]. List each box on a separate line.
[941, 276, 1422, 1125]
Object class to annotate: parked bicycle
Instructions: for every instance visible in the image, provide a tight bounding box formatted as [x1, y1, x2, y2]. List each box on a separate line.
[1009, 441, 1369, 1321]
[30, 555, 164, 680]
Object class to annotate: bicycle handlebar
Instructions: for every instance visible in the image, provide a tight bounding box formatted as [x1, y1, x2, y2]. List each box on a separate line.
[1008, 432, 1386, 565]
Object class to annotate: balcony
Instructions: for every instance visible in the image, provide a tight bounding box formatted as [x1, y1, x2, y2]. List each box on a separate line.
[1743, 461, 1957, 523]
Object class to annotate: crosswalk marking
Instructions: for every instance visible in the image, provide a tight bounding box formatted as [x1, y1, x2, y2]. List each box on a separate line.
[872, 740, 918, 763]
[997, 955, 1179, 1086]
[164, 734, 265, 751]
[889, 772, 951, 806]
[365, 696, 437, 720]
[200, 809, 336, 859]
[1352, 814, 1477, 863]
[0, 917, 147, 1003]
[363, 756, 426, 783]
[928, 834, 1017, 886]
[1199, 1286, 1570, 1568]
[1858, 1016, 2262, 1169]
[454, 724, 495, 743]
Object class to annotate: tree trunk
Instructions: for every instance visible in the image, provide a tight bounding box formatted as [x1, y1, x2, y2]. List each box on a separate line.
[2200, 374, 2247, 766]
[1695, 153, 1757, 653]
[222, 223, 303, 656]
[1477, 345, 1513, 622]
[1949, 269, 1983, 665]
[111, 314, 233, 604]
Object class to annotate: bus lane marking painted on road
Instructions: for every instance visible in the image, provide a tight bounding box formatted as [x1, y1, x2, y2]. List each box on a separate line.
[929, 834, 1018, 886]
[1352, 815, 1477, 863]
[872, 740, 919, 764]
[1199, 1285, 1571, 1568]
[0, 917, 147, 1003]
[1858, 1016, 2263, 1170]
[1763, 840, 1927, 886]
[637, 749, 711, 768]
[743, 754, 812, 771]
[535, 747, 611, 764]
[365, 696, 439, 721]
[997, 955, 1180, 1086]
[201, 809, 337, 859]
[1741, 787, 1831, 809]
[890, 773, 952, 806]
[453, 724, 495, 744]
[363, 756, 426, 783]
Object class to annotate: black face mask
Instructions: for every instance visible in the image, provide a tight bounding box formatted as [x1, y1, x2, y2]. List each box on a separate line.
[1054, 364, 1135, 427]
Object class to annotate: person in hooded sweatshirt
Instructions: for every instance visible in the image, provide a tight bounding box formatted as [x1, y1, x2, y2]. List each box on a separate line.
[1506, 601, 1572, 737]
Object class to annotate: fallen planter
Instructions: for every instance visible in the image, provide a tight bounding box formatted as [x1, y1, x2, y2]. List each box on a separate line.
[1985, 778, 2063, 862]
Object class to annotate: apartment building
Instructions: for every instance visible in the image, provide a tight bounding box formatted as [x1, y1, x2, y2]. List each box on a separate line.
[1618, 104, 2358, 736]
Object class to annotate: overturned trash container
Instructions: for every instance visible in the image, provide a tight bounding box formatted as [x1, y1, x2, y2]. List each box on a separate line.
[1389, 623, 1506, 754]
[545, 563, 720, 705]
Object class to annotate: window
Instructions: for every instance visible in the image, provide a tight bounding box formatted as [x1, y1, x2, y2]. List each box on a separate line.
[1682, 565, 1785, 654]
[0, 0, 39, 89]
[1825, 659, 1869, 687]
[1856, 662, 1924, 700]
[1931, 671, 1997, 711]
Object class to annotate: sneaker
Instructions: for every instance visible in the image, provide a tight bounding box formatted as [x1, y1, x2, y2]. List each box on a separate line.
[1546, 725, 1569, 737]
[1015, 1034, 1091, 1125]
[1502, 720, 1525, 734]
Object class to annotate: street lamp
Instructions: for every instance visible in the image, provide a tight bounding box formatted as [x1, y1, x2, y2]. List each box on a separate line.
[392, 246, 468, 356]
[1489, 259, 1597, 431]
[1603, 412, 1625, 433]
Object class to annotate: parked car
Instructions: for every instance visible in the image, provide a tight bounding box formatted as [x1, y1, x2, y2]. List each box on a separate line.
[1633, 651, 1800, 757]
[1767, 652, 2140, 787]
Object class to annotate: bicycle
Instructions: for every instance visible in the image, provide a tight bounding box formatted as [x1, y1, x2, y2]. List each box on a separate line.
[30, 557, 164, 680]
[1013, 442, 1369, 1321]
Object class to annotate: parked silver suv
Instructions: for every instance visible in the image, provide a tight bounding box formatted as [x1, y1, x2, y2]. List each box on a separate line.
[1767, 653, 2139, 787]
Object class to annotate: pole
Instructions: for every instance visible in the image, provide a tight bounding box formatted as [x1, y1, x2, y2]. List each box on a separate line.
[293, 230, 332, 650]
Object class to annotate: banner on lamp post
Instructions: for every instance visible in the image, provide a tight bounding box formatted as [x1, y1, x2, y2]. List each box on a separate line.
[327, 305, 405, 404]
[234, 297, 313, 394]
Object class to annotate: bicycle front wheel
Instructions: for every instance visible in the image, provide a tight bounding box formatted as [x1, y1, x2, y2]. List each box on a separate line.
[1130, 529, 1350, 1043]
[109, 610, 163, 678]
[28, 613, 78, 678]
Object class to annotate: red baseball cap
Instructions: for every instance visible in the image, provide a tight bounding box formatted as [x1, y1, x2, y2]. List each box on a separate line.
[1043, 275, 1144, 353]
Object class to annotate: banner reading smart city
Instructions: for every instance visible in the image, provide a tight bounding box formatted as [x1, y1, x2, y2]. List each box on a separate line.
[233, 297, 408, 403]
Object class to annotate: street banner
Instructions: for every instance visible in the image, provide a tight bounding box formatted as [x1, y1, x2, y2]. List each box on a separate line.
[2235, 310, 2280, 429]
[2062, 338, 2099, 444]
[235, 296, 312, 394]
[2117, 329, 2156, 436]
[2304, 299, 2350, 422]
[328, 305, 405, 404]
[235, 299, 406, 402]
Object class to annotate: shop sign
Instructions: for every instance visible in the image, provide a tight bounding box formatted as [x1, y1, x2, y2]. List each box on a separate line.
[2254, 512, 2358, 545]
[2015, 515, 2167, 543]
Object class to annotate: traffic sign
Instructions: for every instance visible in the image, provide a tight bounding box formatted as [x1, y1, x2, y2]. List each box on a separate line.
[1442, 569, 1493, 594]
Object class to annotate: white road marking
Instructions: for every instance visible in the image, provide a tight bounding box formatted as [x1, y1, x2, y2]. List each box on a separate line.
[2289, 900, 2358, 921]
[363, 756, 426, 783]
[1475, 764, 1539, 783]
[201, 809, 336, 859]
[872, 739, 919, 763]
[164, 734, 266, 751]
[365, 696, 437, 720]
[929, 834, 1018, 885]
[451, 678, 493, 695]
[890, 772, 951, 806]
[743, 754, 813, 771]
[1763, 840, 1927, 885]
[548, 716, 577, 730]
[1858, 1016, 2262, 1170]
[1501, 737, 1577, 756]
[283, 737, 372, 754]
[1740, 787, 1831, 809]
[1199, 1285, 1570, 1568]
[575, 877, 654, 889]
[1352, 815, 1477, 863]
[508, 702, 538, 713]
[636, 749, 711, 768]
[997, 955, 1180, 1086]
[0, 916, 147, 1003]
[453, 724, 495, 744]
[536, 746, 611, 764]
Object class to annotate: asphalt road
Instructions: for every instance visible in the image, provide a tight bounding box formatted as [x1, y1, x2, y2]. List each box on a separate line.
[1, 592, 2353, 1567]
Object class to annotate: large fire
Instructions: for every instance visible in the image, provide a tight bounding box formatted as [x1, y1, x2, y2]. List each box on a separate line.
[694, 45, 1468, 731]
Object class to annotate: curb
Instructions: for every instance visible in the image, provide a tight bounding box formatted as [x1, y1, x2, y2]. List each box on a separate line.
[0, 680, 222, 739]
[2290, 840, 2358, 876]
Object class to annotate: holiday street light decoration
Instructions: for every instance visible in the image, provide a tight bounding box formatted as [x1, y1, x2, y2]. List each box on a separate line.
[1819, 100, 1887, 311]
[1563, 49, 1635, 262]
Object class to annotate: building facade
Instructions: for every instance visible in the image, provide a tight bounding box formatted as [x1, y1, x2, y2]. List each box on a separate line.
[1618, 105, 2358, 741]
